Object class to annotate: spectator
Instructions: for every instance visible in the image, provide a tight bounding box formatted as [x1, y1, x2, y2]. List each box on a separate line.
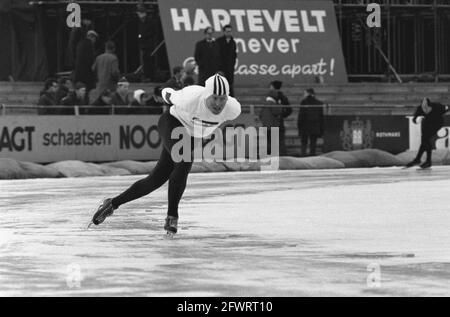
[259, 94, 283, 155]
[194, 27, 222, 86]
[298, 88, 324, 157]
[269, 80, 292, 156]
[68, 17, 93, 67]
[92, 41, 120, 100]
[182, 75, 195, 88]
[111, 77, 131, 114]
[111, 77, 130, 105]
[130, 89, 149, 114]
[217, 24, 237, 96]
[90, 89, 113, 115]
[145, 86, 165, 114]
[404, 98, 449, 169]
[38, 78, 58, 115]
[61, 82, 89, 115]
[183, 61, 196, 82]
[55, 78, 72, 105]
[165, 66, 183, 90]
[74, 30, 98, 92]
[136, 3, 157, 82]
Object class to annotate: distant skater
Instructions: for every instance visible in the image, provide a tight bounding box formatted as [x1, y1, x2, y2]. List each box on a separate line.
[405, 98, 449, 169]
[90, 74, 241, 235]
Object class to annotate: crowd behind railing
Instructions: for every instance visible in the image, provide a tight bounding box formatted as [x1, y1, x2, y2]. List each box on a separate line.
[35, 0, 244, 116]
[36, 74, 188, 116]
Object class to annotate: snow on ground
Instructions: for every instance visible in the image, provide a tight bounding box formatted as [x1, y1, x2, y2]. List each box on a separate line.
[0, 167, 449, 296]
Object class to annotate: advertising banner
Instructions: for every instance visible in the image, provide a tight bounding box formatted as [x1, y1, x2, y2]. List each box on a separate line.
[0, 116, 162, 163]
[158, 0, 347, 85]
[0, 114, 260, 163]
[323, 115, 410, 154]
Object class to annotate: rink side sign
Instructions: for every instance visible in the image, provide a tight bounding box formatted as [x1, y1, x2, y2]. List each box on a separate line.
[0, 116, 162, 163]
[323, 115, 409, 154]
[159, 0, 348, 85]
[0, 115, 260, 163]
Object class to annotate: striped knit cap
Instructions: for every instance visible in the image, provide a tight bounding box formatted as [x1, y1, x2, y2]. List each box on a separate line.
[204, 74, 229, 96]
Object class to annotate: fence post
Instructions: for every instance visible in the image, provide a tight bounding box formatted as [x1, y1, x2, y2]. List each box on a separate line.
[0, 104, 5, 116]
[74, 106, 79, 116]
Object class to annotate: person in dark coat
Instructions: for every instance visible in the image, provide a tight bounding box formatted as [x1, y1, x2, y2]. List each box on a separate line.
[111, 77, 131, 114]
[405, 98, 449, 169]
[55, 78, 72, 105]
[68, 18, 92, 67]
[136, 3, 158, 81]
[38, 78, 58, 115]
[298, 88, 324, 157]
[164, 66, 183, 90]
[90, 89, 113, 115]
[182, 75, 195, 88]
[194, 27, 222, 86]
[259, 93, 283, 155]
[217, 24, 237, 97]
[268, 80, 292, 156]
[92, 41, 120, 100]
[61, 82, 89, 115]
[74, 30, 98, 92]
[145, 86, 165, 115]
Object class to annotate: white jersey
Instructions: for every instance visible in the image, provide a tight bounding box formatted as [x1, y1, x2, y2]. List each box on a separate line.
[161, 85, 241, 138]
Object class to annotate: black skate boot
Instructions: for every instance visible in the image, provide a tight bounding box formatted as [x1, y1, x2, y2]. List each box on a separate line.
[164, 216, 178, 236]
[90, 198, 116, 227]
[405, 159, 421, 168]
[419, 161, 432, 169]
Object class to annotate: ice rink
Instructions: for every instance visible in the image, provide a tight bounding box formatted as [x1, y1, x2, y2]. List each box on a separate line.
[1, 167, 449, 297]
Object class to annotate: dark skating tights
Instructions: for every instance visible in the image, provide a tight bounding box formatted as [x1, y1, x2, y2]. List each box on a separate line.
[300, 134, 319, 156]
[415, 133, 436, 163]
[111, 111, 194, 218]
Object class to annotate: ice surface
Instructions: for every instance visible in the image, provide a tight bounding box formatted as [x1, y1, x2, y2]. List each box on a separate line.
[0, 167, 449, 296]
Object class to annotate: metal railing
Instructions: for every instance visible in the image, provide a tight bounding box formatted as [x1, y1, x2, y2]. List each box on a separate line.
[0, 104, 168, 116]
[0, 103, 420, 117]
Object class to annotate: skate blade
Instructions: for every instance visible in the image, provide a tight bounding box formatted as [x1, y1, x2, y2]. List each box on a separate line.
[85, 221, 94, 230]
[402, 165, 420, 169]
[165, 231, 176, 239]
